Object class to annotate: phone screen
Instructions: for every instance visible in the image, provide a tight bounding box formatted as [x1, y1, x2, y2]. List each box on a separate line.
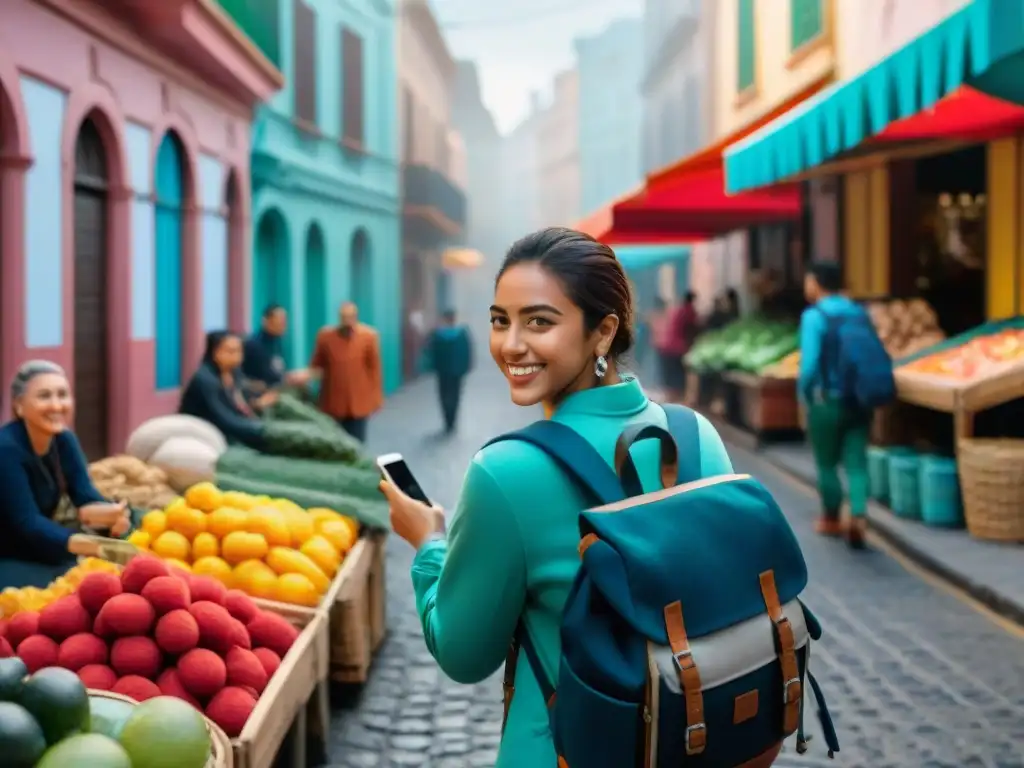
[382, 459, 431, 505]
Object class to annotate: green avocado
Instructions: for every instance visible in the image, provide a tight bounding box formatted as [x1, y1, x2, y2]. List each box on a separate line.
[18, 667, 90, 745]
[0, 656, 28, 701]
[0, 700, 47, 767]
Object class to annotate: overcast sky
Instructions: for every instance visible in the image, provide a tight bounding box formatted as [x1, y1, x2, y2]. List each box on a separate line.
[432, 0, 644, 135]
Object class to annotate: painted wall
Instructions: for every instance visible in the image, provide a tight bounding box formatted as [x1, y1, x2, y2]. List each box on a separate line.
[576, 18, 644, 214]
[713, 0, 835, 138]
[536, 69, 581, 227]
[0, 0, 258, 450]
[249, 0, 402, 391]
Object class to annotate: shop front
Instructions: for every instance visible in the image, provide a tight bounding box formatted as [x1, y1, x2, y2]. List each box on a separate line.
[725, 0, 1024, 543]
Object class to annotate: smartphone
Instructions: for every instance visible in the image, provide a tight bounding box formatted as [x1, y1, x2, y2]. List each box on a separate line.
[376, 453, 432, 505]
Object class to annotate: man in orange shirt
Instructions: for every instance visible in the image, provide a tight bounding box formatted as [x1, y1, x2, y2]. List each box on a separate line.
[304, 302, 383, 442]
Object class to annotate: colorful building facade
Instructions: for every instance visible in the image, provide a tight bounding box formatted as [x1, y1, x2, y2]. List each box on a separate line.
[221, 0, 402, 391]
[0, 0, 281, 458]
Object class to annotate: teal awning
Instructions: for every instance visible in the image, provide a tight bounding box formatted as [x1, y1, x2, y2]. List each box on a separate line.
[614, 245, 691, 272]
[724, 0, 1024, 194]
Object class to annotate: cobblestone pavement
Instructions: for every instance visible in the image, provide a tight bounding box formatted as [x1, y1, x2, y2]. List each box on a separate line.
[327, 367, 1024, 768]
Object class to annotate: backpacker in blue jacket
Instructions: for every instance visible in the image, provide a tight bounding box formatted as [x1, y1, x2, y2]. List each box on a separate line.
[819, 306, 896, 410]
[492, 404, 839, 767]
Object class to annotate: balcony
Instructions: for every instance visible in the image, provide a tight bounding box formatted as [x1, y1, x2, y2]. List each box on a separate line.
[402, 163, 467, 243]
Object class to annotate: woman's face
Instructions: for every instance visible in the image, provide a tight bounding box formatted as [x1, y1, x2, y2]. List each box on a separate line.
[214, 335, 244, 371]
[18, 373, 73, 436]
[489, 262, 617, 408]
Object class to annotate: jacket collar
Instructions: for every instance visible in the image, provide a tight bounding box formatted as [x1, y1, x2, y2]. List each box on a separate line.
[553, 376, 649, 419]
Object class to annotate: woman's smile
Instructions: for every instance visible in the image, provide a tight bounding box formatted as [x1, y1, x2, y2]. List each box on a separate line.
[506, 363, 545, 386]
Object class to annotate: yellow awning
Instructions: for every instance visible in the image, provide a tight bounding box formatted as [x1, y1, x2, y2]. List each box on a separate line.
[443, 248, 483, 270]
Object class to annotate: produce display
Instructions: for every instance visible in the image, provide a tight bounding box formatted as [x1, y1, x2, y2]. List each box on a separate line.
[262, 391, 364, 463]
[126, 482, 359, 607]
[0, 560, 121, 618]
[686, 317, 799, 374]
[0, 554, 302, 741]
[900, 327, 1024, 380]
[0, 658, 216, 767]
[865, 298, 945, 359]
[762, 350, 801, 379]
[89, 456, 179, 510]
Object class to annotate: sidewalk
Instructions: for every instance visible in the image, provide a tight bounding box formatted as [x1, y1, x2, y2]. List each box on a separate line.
[757, 439, 1024, 626]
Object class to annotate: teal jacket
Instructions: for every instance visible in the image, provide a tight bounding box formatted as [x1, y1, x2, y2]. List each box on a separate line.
[411, 378, 734, 766]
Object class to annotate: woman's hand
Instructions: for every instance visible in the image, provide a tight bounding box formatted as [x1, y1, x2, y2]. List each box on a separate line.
[379, 479, 445, 550]
[110, 514, 132, 539]
[255, 390, 279, 410]
[79, 501, 129, 529]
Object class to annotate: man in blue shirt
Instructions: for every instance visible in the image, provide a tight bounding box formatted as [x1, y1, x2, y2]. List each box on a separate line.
[422, 309, 473, 435]
[243, 305, 292, 393]
[799, 262, 870, 549]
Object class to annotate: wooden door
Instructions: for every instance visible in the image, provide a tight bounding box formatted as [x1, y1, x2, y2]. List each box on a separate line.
[72, 120, 109, 460]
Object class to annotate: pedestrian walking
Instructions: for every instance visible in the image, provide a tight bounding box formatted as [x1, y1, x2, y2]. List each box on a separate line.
[303, 302, 382, 442]
[800, 262, 894, 548]
[653, 292, 699, 402]
[379, 227, 744, 767]
[422, 309, 473, 434]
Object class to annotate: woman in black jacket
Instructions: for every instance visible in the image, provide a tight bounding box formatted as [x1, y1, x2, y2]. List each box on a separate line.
[179, 332, 272, 449]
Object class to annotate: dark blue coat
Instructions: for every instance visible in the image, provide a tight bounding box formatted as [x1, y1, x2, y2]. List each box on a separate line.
[179, 363, 266, 449]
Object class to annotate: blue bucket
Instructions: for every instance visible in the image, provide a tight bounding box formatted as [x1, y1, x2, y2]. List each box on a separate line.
[918, 455, 964, 527]
[888, 452, 921, 519]
[867, 446, 889, 502]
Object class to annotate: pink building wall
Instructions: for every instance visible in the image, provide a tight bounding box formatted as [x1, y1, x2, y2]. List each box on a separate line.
[0, 0, 281, 452]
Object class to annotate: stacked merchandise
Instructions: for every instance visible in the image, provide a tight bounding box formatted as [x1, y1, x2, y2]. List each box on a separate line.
[686, 317, 800, 375]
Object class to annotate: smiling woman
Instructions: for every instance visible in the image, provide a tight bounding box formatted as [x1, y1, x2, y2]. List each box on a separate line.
[0, 361, 130, 589]
[379, 226, 735, 767]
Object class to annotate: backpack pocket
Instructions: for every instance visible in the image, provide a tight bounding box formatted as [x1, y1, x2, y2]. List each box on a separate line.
[554, 657, 647, 768]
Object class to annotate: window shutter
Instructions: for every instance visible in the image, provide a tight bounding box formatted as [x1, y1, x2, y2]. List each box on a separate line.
[342, 28, 365, 146]
[293, 0, 317, 126]
[737, 0, 755, 93]
[790, 0, 823, 50]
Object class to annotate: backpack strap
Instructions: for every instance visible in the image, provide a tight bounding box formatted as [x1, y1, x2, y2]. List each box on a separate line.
[661, 403, 702, 484]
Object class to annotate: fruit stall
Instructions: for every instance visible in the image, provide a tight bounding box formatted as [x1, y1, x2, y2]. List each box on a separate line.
[887, 318, 1024, 542]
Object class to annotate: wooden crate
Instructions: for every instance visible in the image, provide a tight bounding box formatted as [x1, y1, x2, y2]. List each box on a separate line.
[328, 534, 375, 682]
[367, 530, 388, 653]
[233, 605, 329, 768]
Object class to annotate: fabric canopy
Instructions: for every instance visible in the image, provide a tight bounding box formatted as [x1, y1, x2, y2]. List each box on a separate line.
[442, 247, 483, 270]
[613, 245, 691, 272]
[725, 0, 1024, 193]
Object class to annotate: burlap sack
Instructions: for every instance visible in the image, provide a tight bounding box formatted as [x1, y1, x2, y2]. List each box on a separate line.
[148, 436, 220, 493]
[126, 415, 227, 463]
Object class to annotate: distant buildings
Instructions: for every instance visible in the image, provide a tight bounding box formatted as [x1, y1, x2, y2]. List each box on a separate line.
[536, 70, 581, 228]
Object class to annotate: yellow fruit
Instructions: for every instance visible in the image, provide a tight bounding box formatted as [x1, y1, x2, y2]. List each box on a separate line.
[127, 530, 151, 549]
[308, 508, 342, 529]
[252, 495, 272, 505]
[192, 556, 233, 584]
[152, 531, 191, 561]
[245, 508, 292, 547]
[280, 510, 316, 547]
[221, 531, 269, 565]
[163, 497, 187, 516]
[184, 482, 223, 512]
[232, 559, 278, 599]
[265, 547, 330, 593]
[141, 511, 168, 538]
[300, 535, 341, 577]
[192, 532, 219, 560]
[317, 520, 357, 554]
[207, 507, 249, 539]
[221, 491, 257, 511]
[338, 515, 360, 539]
[271, 498, 305, 516]
[164, 558, 192, 573]
[166, 505, 207, 540]
[273, 573, 320, 607]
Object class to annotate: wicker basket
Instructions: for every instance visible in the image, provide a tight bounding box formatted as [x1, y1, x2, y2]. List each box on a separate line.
[956, 438, 1024, 542]
[87, 690, 233, 767]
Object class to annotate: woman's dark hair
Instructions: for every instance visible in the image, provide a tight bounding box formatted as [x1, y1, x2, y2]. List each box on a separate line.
[497, 227, 634, 358]
[202, 330, 240, 365]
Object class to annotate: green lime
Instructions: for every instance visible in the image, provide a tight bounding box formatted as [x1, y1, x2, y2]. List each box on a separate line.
[89, 694, 136, 740]
[36, 732, 131, 768]
[0, 700, 47, 767]
[0, 656, 28, 701]
[118, 696, 211, 768]
[18, 667, 90, 744]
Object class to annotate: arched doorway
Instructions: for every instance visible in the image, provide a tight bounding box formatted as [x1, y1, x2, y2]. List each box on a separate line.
[253, 209, 293, 364]
[154, 132, 185, 390]
[72, 117, 110, 460]
[350, 228, 372, 324]
[303, 223, 326, 362]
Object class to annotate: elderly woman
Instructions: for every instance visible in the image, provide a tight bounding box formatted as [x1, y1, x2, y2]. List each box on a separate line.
[179, 331, 273, 449]
[0, 361, 130, 588]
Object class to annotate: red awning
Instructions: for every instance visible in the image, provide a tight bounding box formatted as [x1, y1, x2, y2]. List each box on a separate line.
[575, 77, 829, 245]
[873, 87, 1024, 143]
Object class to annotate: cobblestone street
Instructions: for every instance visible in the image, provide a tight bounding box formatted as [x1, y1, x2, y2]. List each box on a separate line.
[327, 365, 1024, 768]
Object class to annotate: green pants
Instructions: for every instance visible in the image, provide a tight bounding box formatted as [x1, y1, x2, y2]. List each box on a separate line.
[806, 399, 870, 519]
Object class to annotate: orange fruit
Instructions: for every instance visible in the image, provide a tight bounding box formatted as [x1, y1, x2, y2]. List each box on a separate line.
[192, 556, 233, 585]
[271, 498, 305, 516]
[308, 508, 341, 528]
[166, 505, 207, 540]
[280, 510, 316, 547]
[191, 532, 219, 560]
[127, 530, 151, 549]
[300, 535, 340, 577]
[221, 491, 257, 511]
[206, 507, 248, 539]
[317, 520, 356, 554]
[265, 547, 330, 593]
[152, 531, 190, 561]
[141, 511, 168, 538]
[273, 573, 319, 607]
[231, 559, 277, 599]
[337, 515, 360, 539]
[184, 482, 223, 512]
[164, 558, 192, 573]
[245, 508, 292, 547]
[221, 531, 269, 565]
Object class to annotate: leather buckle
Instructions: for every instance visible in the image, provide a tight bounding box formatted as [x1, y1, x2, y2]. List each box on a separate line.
[672, 648, 694, 673]
[783, 677, 802, 705]
[684, 722, 706, 755]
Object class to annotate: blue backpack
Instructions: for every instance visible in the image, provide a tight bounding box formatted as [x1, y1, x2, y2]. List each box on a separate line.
[819, 307, 895, 410]
[492, 404, 839, 767]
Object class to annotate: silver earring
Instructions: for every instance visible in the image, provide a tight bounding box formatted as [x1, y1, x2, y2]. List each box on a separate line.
[595, 355, 608, 378]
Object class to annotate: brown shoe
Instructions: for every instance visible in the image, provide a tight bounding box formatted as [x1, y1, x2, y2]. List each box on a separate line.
[814, 517, 843, 537]
[845, 518, 867, 549]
